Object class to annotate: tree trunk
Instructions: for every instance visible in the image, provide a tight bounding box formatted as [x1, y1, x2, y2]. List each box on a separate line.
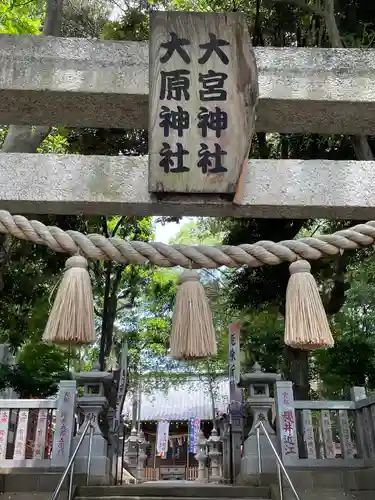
[285, 347, 310, 399]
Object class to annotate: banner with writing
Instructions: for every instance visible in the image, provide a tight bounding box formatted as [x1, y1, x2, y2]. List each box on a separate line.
[188, 417, 200, 454]
[156, 420, 170, 456]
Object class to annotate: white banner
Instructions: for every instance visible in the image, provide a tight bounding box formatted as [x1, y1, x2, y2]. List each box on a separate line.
[156, 420, 169, 455]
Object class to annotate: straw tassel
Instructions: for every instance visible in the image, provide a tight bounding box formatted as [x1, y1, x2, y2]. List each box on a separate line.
[170, 270, 217, 360]
[285, 260, 334, 350]
[43, 255, 96, 346]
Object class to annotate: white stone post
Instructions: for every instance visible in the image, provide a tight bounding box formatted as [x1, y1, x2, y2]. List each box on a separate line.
[208, 428, 222, 483]
[51, 380, 77, 468]
[195, 431, 207, 482]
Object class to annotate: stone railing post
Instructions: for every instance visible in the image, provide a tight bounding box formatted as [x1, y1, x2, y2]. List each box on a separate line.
[274, 380, 299, 465]
[208, 428, 222, 483]
[51, 380, 77, 468]
[351, 386, 367, 459]
[195, 431, 208, 482]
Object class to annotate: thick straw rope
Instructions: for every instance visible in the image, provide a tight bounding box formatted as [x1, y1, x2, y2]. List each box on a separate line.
[0, 210, 374, 268]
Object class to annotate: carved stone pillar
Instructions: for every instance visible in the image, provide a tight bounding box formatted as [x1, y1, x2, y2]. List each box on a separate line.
[195, 431, 208, 483]
[137, 431, 149, 482]
[126, 428, 139, 479]
[208, 428, 222, 483]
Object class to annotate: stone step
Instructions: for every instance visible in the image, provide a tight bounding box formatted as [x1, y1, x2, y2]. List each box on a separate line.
[75, 497, 268, 500]
[76, 485, 270, 499]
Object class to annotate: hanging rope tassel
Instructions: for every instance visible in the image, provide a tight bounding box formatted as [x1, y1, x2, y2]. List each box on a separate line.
[285, 260, 334, 350]
[43, 256, 96, 346]
[170, 270, 217, 360]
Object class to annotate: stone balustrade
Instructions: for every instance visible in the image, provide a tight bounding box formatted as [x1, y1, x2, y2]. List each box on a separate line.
[0, 380, 76, 469]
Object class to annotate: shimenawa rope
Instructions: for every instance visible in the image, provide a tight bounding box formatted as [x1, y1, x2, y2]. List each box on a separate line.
[0, 210, 374, 269]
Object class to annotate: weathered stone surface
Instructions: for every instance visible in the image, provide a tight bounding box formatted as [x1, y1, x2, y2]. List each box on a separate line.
[2, 35, 375, 134]
[2, 153, 375, 219]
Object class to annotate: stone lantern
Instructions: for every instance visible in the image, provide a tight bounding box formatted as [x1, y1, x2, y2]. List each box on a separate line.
[208, 428, 222, 483]
[126, 427, 139, 479]
[72, 363, 113, 483]
[137, 430, 149, 482]
[195, 430, 208, 482]
[239, 362, 281, 476]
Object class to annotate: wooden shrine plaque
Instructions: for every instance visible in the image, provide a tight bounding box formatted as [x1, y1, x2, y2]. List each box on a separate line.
[149, 12, 259, 194]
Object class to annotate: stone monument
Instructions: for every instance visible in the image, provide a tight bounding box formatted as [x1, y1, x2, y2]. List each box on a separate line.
[239, 363, 281, 478]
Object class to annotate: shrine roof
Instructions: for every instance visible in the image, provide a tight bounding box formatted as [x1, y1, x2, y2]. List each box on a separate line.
[122, 376, 230, 422]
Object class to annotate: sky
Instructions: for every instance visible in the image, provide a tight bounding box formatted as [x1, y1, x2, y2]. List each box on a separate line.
[153, 217, 195, 243]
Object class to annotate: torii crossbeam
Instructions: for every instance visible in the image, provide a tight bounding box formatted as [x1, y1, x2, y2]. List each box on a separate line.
[2, 14, 375, 219]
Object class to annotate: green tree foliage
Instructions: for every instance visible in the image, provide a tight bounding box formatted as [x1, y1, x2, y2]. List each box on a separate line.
[0, 0, 44, 34]
[313, 255, 375, 397]
[0, 342, 70, 398]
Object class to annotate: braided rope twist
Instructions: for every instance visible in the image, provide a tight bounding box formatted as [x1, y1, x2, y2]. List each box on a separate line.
[0, 210, 374, 269]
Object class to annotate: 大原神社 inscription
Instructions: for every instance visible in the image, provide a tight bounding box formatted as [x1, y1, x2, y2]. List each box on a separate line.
[148, 12, 258, 194]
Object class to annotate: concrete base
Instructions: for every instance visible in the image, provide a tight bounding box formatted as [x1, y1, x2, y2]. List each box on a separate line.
[73, 433, 111, 485]
[240, 433, 278, 477]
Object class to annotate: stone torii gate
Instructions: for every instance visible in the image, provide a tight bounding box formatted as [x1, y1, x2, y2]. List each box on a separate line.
[0, 11, 375, 268]
[1, 17, 375, 225]
[2, 9, 375, 484]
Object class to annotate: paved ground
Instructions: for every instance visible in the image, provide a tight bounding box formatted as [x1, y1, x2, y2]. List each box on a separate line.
[0, 494, 68, 500]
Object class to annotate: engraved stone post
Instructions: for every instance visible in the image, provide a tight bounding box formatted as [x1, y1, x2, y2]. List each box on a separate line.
[320, 410, 335, 458]
[195, 431, 208, 482]
[274, 380, 299, 466]
[362, 406, 375, 457]
[338, 410, 354, 459]
[51, 380, 77, 468]
[208, 428, 222, 483]
[228, 321, 243, 481]
[351, 386, 367, 458]
[301, 410, 316, 458]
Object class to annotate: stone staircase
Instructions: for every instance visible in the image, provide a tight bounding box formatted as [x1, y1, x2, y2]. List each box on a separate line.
[74, 483, 271, 500]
